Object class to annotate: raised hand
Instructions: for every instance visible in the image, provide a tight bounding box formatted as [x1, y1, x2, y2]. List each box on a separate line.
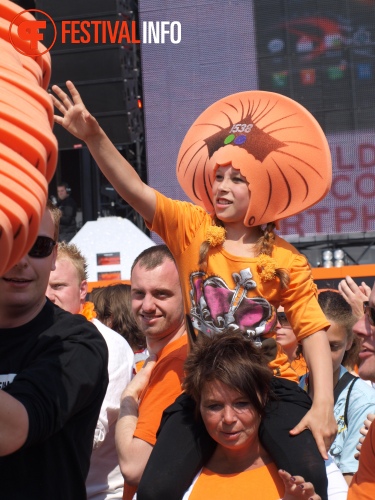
[51, 80, 101, 142]
[338, 276, 371, 319]
[52, 80, 157, 225]
[355, 412, 375, 460]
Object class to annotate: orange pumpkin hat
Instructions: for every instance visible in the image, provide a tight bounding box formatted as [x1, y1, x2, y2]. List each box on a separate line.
[176, 91, 332, 227]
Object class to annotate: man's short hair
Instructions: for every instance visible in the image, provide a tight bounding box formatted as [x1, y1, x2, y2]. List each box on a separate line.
[57, 181, 70, 191]
[47, 200, 61, 242]
[57, 241, 88, 282]
[131, 244, 175, 274]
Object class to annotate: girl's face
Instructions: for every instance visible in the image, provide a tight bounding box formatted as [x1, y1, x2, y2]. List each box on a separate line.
[326, 320, 352, 374]
[275, 326, 297, 349]
[200, 379, 261, 452]
[212, 166, 250, 224]
[275, 312, 297, 350]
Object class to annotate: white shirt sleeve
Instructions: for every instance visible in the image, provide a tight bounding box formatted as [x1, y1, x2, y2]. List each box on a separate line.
[91, 318, 134, 449]
[326, 454, 349, 499]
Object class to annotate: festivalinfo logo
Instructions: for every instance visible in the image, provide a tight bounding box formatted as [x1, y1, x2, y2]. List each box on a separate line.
[10, 9, 182, 56]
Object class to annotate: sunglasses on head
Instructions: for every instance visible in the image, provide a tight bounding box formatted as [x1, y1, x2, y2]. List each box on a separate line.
[28, 236, 56, 258]
[363, 301, 375, 327]
[276, 312, 292, 328]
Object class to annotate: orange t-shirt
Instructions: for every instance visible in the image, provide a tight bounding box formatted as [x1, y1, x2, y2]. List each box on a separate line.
[348, 421, 375, 500]
[123, 334, 188, 500]
[268, 344, 301, 382]
[133, 334, 188, 446]
[188, 463, 284, 499]
[291, 355, 308, 378]
[148, 192, 329, 383]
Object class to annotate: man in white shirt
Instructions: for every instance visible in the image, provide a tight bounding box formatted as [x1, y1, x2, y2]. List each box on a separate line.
[47, 241, 134, 500]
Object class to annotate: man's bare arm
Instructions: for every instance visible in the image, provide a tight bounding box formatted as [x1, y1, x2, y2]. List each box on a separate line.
[115, 356, 157, 485]
[0, 391, 28, 456]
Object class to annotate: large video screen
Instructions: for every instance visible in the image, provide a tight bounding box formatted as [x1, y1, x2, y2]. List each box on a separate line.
[138, 0, 375, 237]
[254, 0, 375, 133]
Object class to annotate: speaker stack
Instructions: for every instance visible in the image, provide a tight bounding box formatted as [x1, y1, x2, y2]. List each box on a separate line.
[35, 0, 143, 149]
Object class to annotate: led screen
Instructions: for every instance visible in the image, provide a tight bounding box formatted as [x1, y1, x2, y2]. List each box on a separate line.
[138, 0, 375, 236]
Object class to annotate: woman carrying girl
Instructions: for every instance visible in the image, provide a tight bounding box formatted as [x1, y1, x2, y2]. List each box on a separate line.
[181, 330, 341, 499]
[52, 83, 336, 499]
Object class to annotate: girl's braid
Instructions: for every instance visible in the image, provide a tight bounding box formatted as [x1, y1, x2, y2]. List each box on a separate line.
[256, 222, 290, 289]
[198, 217, 225, 272]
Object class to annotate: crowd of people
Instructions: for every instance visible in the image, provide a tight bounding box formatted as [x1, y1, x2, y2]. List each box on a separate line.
[2, 83, 375, 500]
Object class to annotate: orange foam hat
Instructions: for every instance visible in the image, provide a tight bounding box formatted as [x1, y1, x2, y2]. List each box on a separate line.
[176, 91, 332, 227]
[0, 0, 57, 275]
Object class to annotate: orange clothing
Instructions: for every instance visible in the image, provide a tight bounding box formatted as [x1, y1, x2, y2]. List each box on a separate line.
[348, 421, 375, 500]
[291, 355, 308, 378]
[268, 345, 300, 382]
[134, 334, 188, 446]
[187, 463, 284, 499]
[80, 301, 96, 321]
[123, 334, 188, 500]
[148, 192, 329, 382]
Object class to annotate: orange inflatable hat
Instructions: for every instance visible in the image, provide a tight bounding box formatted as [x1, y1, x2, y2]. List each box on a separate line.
[0, 0, 57, 275]
[177, 91, 332, 227]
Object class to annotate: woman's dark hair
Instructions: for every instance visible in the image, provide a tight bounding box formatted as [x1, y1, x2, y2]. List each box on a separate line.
[91, 284, 146, 352]
[183, 331, 273, 418]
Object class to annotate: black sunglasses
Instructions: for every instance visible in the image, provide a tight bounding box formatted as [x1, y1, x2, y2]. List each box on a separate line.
[277, 312, 292, 328]
[28, 236, 56, 258]
[363, 301, 375, 327]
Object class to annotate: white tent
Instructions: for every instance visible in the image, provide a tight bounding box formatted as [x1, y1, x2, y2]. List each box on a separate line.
[71, 217, 155, 282]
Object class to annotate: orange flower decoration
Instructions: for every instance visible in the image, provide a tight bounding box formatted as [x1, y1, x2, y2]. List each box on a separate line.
[206, 225, 226, 247]
[80, 301, 97, 321]
[257, 254, 277, 282]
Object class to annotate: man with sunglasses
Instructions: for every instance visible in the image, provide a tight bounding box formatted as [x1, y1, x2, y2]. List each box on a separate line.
[0, 202, 109, 500]
[348, 293, 375, 499]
